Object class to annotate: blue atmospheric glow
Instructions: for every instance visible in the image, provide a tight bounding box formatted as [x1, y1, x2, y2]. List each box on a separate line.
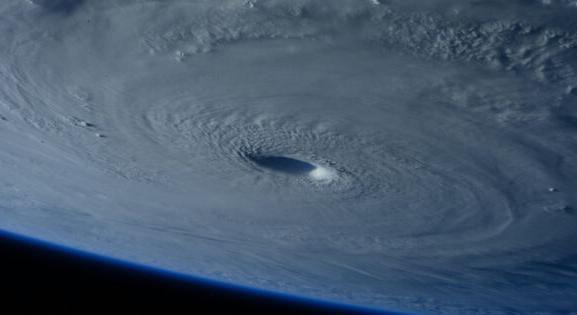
[0, 229, 410, 315]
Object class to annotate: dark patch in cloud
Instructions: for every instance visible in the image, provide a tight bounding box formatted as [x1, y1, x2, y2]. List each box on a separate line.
[29, 0, 85, 15]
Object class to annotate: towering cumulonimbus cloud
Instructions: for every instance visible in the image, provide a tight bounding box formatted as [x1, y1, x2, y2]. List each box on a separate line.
[1, 0, 577, 314]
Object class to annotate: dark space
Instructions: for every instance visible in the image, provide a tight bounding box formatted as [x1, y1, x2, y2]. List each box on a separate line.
[0, 231, 401, 315]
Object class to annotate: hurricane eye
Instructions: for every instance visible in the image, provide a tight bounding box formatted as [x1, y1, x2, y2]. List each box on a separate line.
[248, 155, 316, 175]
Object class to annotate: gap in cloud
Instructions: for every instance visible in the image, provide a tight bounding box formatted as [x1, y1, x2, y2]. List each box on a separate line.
[30, 0, 85, 15]
[248, 155, 317, 175]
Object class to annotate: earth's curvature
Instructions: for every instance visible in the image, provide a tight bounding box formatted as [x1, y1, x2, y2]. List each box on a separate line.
[1, 0, 577, 314]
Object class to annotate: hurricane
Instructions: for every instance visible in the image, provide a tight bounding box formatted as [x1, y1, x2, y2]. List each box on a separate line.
[1, 1, 577, 314]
